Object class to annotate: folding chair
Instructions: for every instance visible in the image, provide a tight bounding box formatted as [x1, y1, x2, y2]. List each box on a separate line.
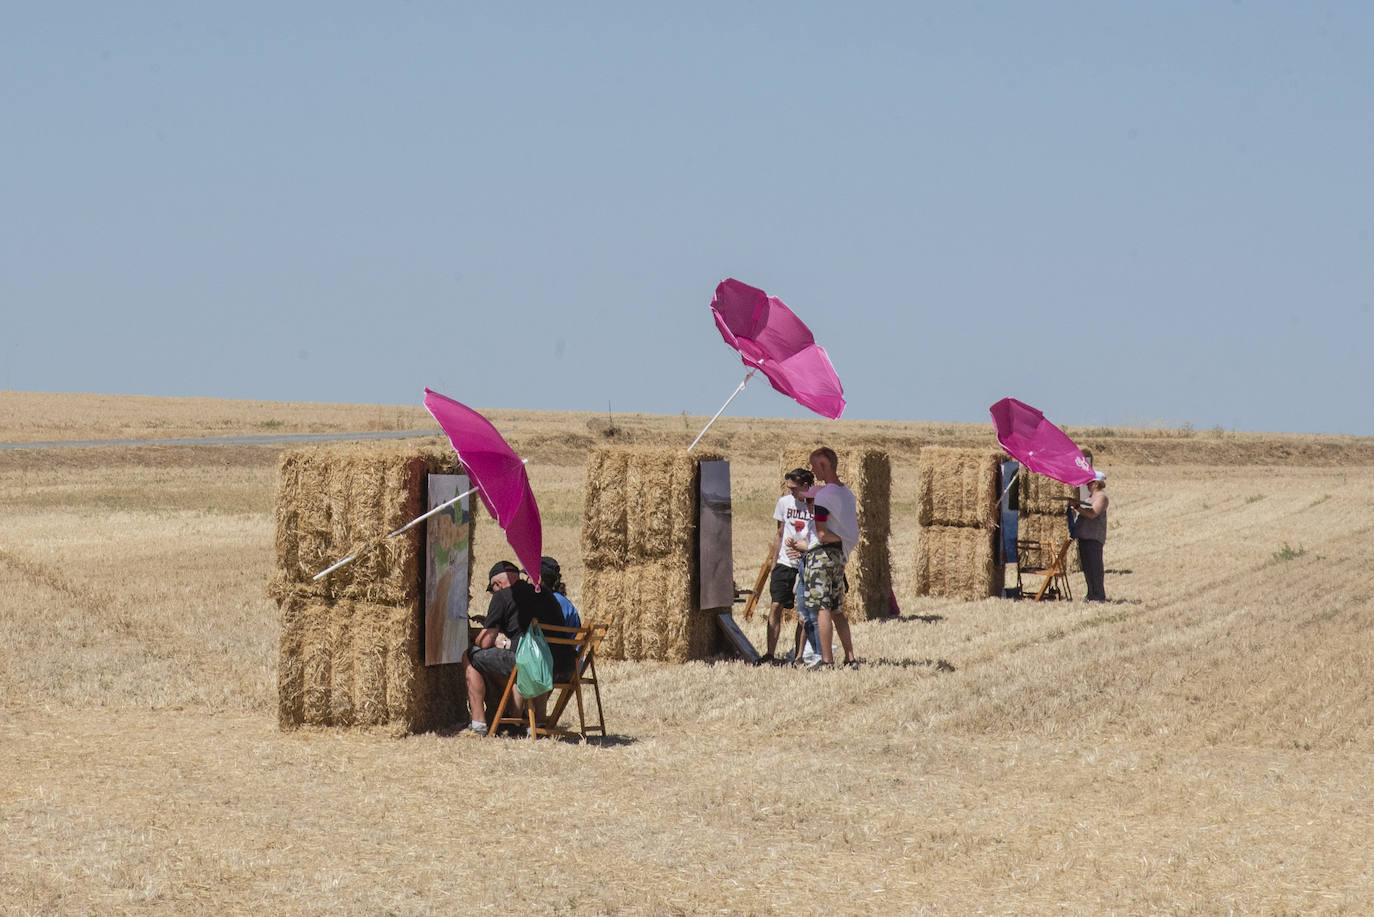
[545, 622, 607, 741]
[1016, 538, 1074, 602]
[487, 622, 607, 740]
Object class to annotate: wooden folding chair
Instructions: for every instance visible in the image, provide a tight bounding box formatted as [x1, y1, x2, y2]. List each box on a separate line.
[1016, 538, 1074, 602]
[545, 622, 607, 741]
[487, 622, 607, 740]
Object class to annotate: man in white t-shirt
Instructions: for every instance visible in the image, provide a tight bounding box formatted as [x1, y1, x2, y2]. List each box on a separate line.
[802, 446, 860, 669]
[761, 468, 815, 664]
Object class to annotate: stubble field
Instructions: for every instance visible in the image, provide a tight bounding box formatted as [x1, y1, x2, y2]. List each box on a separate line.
[2, 391, 1373, 915]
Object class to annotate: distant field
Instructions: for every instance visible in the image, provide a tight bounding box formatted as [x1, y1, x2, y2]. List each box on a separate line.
[2, 392, 1372, 914]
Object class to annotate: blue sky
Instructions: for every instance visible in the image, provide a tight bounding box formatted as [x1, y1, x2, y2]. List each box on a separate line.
[4, 3, 1371, 434]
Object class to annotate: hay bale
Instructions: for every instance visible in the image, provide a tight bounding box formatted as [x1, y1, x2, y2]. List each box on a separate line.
[585, 446, 706, 568]
[582, 567, 623, 659]
[582, 449, 629, 570]
[777, 447, 892, 621]
[626, 449, 697, 561]
[845, 535, 892, 621]
[914, 525, 1002, 600]
[848, 449, 892, 539]
[276, 592, 469, 731]
[1017, 470, 1077, 516]
[580, 447, 726, 661]
[328, 601, 357, 726]
[916, 447, 1001, 528]
[353, 605, 390, 726]
[271, 442, 461, 604]
[580, 559, 714, 663]
[297, 600, 333, 725]
[273, 442, 470, 733]
[277, 593, 308, 730]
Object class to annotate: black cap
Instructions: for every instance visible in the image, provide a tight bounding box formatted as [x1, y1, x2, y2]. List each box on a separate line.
[487, 560, 520, 588]
[539, 556, 561, 581]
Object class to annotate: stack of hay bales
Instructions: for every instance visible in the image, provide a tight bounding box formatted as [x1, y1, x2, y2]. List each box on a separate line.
[1016, 470, 1081, 572]
[778, 447, 892, 621]
[581, 446, 726, 662]
[914, 447, 1004, 599]
[270, 441, 470, 733]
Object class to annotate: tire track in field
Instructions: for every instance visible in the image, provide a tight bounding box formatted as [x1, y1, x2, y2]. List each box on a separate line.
[0, 545, 262, 709]
[0, 546, 112, 619]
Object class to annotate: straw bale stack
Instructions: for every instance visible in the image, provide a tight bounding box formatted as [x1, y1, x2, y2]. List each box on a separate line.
[777, 447, 892, 622]
[913, 525, 1001, 600]
[272, 442, 470, 732]
[273, 443, 461, 604]
[913, 447, 1005, 599]
[582, 446, 726, 662]
[916, 447, 1001, 528]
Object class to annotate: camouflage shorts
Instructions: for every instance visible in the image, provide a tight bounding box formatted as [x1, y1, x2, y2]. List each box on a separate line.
[801, 543, 846, 612]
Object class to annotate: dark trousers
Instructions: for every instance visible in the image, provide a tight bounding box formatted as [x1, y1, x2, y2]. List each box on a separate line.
[1078, 538, 1106, 601]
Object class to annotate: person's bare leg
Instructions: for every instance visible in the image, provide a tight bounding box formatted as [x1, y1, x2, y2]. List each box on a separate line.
[831, 611, 855, 662]
[818, 609, 835, 664]
[766, 602, 783, 656]
[464, 660, 487, 727]
[793, 623, 805, 661]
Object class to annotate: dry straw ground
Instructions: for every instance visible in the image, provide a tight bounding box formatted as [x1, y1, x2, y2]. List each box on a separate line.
[2, 391, 1373, 915]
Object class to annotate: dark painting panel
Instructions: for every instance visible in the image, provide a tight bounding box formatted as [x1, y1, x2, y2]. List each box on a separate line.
[698, 460, 733, 610]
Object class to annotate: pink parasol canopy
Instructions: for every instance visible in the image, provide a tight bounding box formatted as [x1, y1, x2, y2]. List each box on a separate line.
[424, 388, 543, 588]
[710, 278, 846, 420]
[989, 397, 1094, 486]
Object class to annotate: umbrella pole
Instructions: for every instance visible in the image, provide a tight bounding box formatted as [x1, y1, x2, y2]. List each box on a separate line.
[997, 466, 1020, 504]
[688, 369, 756, 452]
[312, 484, 480, 581]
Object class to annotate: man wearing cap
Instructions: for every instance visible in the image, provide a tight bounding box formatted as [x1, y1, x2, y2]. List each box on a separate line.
[1074, 472, 1109, 601]
[462, 560, 571, 734]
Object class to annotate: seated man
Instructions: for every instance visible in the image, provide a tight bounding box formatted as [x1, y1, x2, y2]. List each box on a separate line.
[462, 560, 575, 734]
[540, 555, 581, 632]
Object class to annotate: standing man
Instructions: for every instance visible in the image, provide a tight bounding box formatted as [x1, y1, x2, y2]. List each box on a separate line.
[462, 560, 570, 735]
[803, 446, 860, 670]
[761, 468, 815, 664]
[1074, 471, 1109, 602]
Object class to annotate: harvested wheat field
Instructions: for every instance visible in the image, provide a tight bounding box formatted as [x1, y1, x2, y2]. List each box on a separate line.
[2, 391, 1374, 915]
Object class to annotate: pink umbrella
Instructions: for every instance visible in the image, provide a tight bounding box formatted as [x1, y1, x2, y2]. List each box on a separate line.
[424, 388, 543, 588]
[989, 397, 1094, 486]
[691, 278, 845, 449]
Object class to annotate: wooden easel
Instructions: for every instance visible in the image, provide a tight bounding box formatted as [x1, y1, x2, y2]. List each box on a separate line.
[740, 548, 774, 622]
[1016, 538, 1074, 602]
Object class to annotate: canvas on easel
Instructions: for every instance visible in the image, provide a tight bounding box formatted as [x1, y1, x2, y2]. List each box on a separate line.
[424, 474, 471, 665]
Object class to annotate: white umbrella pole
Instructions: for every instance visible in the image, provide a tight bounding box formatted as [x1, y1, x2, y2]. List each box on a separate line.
[312, 484, 479, 581]
[688, 369, 756, 452]
[996, 465, 1020, 504]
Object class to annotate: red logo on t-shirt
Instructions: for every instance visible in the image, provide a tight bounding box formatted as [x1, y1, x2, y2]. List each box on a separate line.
[792, 521, 805, 532]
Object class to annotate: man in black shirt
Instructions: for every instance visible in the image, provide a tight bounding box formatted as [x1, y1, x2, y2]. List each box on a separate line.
[463, 560, 573, 734]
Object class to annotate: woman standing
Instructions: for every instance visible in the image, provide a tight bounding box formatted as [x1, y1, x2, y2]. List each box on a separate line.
[1075, 471, 1109, 601]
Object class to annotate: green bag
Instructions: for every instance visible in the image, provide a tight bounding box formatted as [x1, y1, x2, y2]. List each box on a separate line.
[515, 620, 554, 698]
